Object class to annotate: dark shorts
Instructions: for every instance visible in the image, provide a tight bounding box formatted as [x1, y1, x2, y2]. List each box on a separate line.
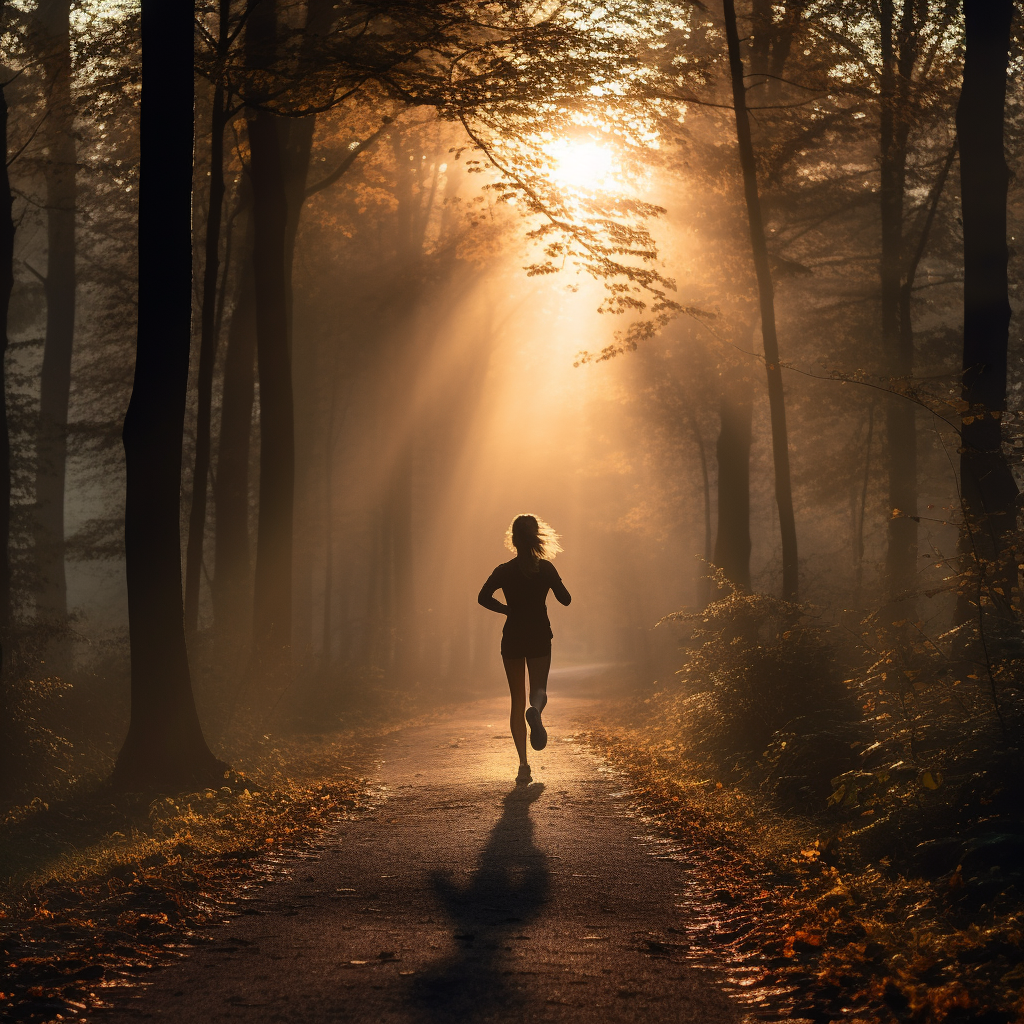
[500, 635, 552, 659]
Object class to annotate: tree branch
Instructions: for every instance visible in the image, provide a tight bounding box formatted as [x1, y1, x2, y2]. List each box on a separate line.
[304, 117, 392, 198]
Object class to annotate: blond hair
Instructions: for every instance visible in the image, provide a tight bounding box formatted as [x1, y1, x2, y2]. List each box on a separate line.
[504, 514, 562, 567]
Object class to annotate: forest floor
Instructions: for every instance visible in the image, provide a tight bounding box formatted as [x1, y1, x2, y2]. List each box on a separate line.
[1, 694, 1020, 1024]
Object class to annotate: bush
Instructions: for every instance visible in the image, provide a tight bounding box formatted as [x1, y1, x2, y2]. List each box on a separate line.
[645, 582, 1024, 884]
[660, 589, 863, 809]
[1, 623, 130, 810]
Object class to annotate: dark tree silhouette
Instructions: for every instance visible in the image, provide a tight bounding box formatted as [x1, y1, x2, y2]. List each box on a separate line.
[31, 0, 76, 625]
[248, 107, 295, 663]
[245, 0, 295, 664]
[722, 0, 798, 601]
[184, 0, 231, 634]
[212, 206, 256, 636]
[956, 0, 1019, 626]
[0, 24, 14, 631]
[113, 0, 222, 788]
[714, 380, 753, 593]
[878, 0, 922, 610]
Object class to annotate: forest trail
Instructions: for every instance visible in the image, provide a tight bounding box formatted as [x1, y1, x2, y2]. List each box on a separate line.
[105, 696, 740, 1024]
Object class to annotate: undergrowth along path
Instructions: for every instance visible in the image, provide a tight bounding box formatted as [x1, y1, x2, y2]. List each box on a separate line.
[104, 696, 741, 1024]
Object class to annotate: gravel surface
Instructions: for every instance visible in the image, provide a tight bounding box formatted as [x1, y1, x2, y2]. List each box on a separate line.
[105, 696, 741, 1023]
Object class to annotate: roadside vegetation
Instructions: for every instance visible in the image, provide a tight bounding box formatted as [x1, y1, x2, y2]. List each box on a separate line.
[587, 587, 1023, 1023]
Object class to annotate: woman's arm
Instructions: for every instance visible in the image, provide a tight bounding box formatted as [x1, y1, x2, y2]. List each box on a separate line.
[549, 564, 571, 606]
[478, 570, 508, 615]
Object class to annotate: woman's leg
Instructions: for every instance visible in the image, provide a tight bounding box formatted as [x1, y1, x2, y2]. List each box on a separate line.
[526, 655, 551, 712]
[502, 656, 528, 765]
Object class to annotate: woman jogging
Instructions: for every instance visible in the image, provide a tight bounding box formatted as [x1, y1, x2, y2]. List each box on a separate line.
[478, 514, 571, 783]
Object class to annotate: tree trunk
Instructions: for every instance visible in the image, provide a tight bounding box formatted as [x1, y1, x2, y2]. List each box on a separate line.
[113, 0, 222, 789]
[320, 358, 342, 672]
[713, 380, 753, 593]
[33, 0, 76, 625]
[879, 0, 918, 610]
[722, 0, 798, 600]
[682, 405, 712, 607]
[387, 440, 415, 674]
[321, 460, 333, 670]
[243, 0, 333, 666]
[855, 399, 876, 602]
[957, 0, 1018, 624]
[0, 30, 11, 784]
[281, 115, 316, 667]
[0, 56, 14, 630]
[212, 207, 256, 636]
[184, 0, 231, 634]
[247, 110, 294, 663]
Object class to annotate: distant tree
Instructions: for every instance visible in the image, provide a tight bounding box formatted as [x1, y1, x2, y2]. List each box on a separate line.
[222, 0, 673, 666]
[244, 0, 297, 666]
[184, 0, 232, 634]
[667, 0, 961, 610]
[722, 0, 798, 600]
[0, 1, 11, 793]
[796, 1, 961, 612]
[30, 0, 76, 626]
[211, 198, 257, 637]
[876, 0, 917, 609]
[715, 370, 754, 594]
[1, 3, 15, 631]
[114, 0, 222, 787]
[956, 0, 1019, 629]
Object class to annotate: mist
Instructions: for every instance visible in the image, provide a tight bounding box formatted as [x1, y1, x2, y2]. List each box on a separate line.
[2, 2, 1023, 1022]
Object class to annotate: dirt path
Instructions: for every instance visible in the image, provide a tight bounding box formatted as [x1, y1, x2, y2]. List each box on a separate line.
[105, 697, 741, 1023]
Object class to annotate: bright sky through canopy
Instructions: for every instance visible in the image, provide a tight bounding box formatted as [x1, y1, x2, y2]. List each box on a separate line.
[545, 139, 618, 194]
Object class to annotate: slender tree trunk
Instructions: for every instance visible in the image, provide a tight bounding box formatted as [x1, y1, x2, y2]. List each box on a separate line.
[33, 0, 76, 624]
[247, 110, 294, 663]
[377, 133, 440, 676]
[184, 0, 231, 633]
[723, 0, 798, 600]
[242, 0, 334, 669]
[855, 399, 876, 601]
[212, 208, 256, 635]
[282, 117, 314, 323]
[387, 441, 414, 673]
[0, 34, 11, 788]
[243, 0, 331, 666]
[321, 480, 333, 670]
[682, 406, 712, 607]
[113, 0, 222, 788]
[713, 380, 753, 593]
[280, 114, 316, 667]
[957, 0, 1018, 625]
[0, 61, 14, 630]
[879, 0, 918, 610]
[320, 362, 341, 672]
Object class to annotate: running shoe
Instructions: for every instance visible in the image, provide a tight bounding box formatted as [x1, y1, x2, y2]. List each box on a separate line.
[525, 706, 548, 750]
[516, 762, 532, 784]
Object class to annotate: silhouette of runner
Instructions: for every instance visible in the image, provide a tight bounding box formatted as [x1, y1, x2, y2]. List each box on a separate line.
[478, 515, 571, 782]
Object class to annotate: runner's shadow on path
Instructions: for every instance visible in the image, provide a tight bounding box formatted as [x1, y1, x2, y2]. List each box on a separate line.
[412, 782, 550, 1021]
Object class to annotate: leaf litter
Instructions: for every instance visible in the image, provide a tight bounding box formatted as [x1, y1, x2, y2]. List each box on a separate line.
[0, 752, 375, 1023]
[579, 728, 1024, 1024]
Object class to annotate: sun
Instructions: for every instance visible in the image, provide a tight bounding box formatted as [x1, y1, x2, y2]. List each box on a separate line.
[545, 139, 618, 194]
